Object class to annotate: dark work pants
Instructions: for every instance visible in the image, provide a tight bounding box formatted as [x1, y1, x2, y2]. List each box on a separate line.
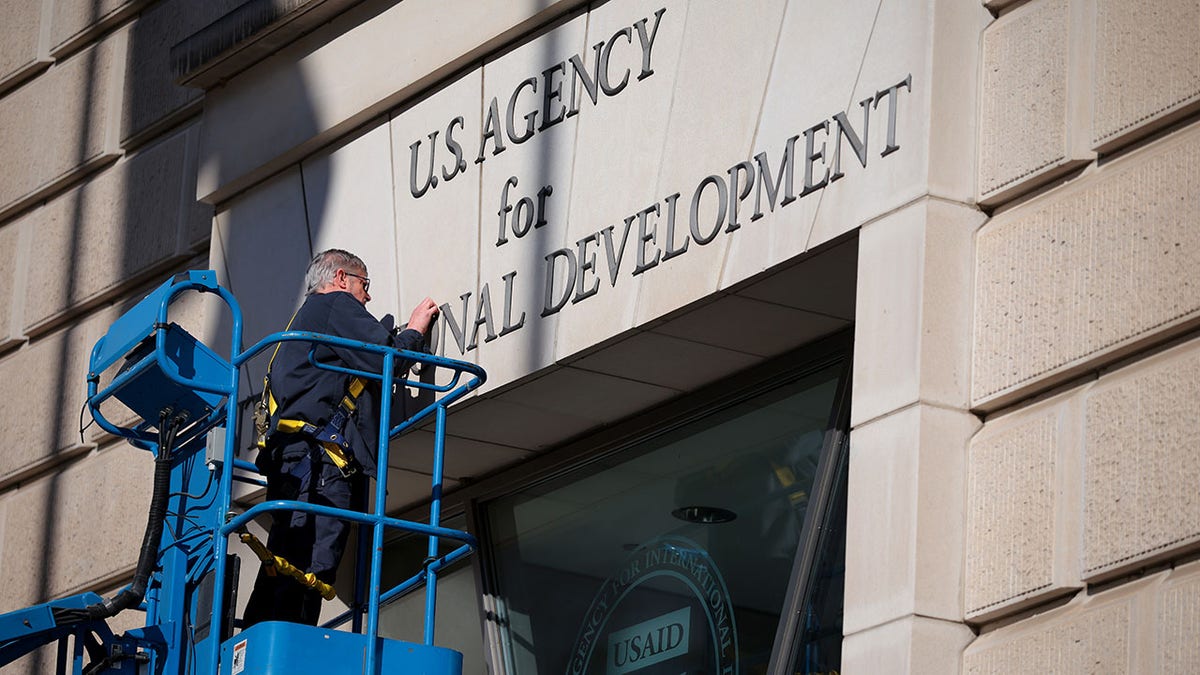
[243, 439, 364, 627]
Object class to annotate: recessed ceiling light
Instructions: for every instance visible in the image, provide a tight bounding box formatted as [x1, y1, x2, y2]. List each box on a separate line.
[671, 506, 737, 524]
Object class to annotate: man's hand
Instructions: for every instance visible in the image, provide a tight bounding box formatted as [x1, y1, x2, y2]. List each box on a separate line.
[407, 297, 440, 336]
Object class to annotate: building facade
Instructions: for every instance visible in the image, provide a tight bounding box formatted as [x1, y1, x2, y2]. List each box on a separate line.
[2, 0, 1199, 673]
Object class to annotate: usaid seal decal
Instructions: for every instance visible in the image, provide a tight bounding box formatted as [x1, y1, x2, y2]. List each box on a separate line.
[566, 536, 738, 675]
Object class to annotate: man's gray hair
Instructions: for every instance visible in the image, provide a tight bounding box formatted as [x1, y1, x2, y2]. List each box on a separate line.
[305, 249, 366, 295]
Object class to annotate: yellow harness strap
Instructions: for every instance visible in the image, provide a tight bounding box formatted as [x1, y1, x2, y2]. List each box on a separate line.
[258, 308, 369, 471]
[239, 531, 337, 600]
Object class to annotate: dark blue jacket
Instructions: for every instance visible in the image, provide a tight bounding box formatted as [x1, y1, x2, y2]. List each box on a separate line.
[268, 291, 423, 477]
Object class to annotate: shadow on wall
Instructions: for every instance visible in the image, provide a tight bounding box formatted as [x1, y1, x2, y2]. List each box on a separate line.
[14, 0, 318, 672]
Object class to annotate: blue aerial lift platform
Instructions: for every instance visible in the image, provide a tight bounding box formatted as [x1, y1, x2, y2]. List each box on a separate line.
[0, 270, 485, 675]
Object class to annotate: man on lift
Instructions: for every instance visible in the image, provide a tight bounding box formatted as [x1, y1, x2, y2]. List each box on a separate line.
[244, 249, 439, 626]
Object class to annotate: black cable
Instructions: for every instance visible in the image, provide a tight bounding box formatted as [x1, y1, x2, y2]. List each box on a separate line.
[77, 399, 95, 445]
[52, 410, 188, 626]
[82, 648, 149, 675]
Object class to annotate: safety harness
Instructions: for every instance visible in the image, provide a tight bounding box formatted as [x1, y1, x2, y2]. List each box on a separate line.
[237, 526, 337, 600]
[253, 309, 366, 478]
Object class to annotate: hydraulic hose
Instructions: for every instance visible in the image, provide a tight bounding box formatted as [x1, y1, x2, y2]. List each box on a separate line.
[51, 410, 186, 626]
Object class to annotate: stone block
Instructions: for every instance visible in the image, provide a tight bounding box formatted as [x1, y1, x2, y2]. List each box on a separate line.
[0, 445, 153, 611]
[972, 125, 1200, 410]
[382, 466, 460, 513]
[211, 167, 311, 355]
[180, 124, 213, 252]
[977, 0, 1090, 206]
[493, 366, 677, 428]
[0, 315, 107, 484]
[303, 123, 399, 313]
[0, 0, 50, 94]
[844, 404, 980, 634]
[50, 0, 149, 56]
[388, 430, 532, 481]
[842, 616, 974, 675]
[1082, 338, 1200, 580]
[737, 237, 859, 320]
[651, 294, 847, 358]
[927, 0, 993, 201]
[569, 330, 758, 392]
[120, 0, 245, 144]
[0, 222, 23, 348]
[853, 199, 982, 427]
[802, 0, 981, 246]
[634, 0, 787, 326]
[1156, 561, 1200, 674]
[197, 0, 591, 205]
[962, 575, 1148, 673]
[0, 30, 125, 222]
[447, 395, 599, 452]
[553, 0, 686, 361]
[732, 0, 877, 280]
[473, 15, 587, 392]
[22, 126, 193, 334]
[389, 68, 482, 388]
[1092, 0, 1200, 152]
[965, 393, 1083, 622]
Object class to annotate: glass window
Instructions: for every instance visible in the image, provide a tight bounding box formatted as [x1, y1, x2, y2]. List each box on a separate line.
[376, 514, 487, 674]
[484, 360, 848, 675]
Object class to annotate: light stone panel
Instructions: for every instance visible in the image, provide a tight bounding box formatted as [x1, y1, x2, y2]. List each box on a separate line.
[120, 0, 245, 144]
[180, 123, 213, 252]
[965, 395, 1083, 622]
[382, 464, 461, 513]
[0, 0, 50, 94]
[492, 366, 677, 430]
[21, 126, 195, 335]
[963, 598, 1133, 673]
[474, 17, 587, 392]
[1156, 562, 1200, 674]
[303, 122, 400, 315]
[723, 0, 875, 288]
[553, 0, 686, 362]
[0, 312, 111, 485]
[1092, 0, 1200, 152]
[650, 294, 847, 358]
[977, 0, 1090, 206]
[390, 69, 482, 387]
[0, 223, 22, 348]
[212, 167, 312, 354]
[0, 446, 153, 612]
[50, 0, 149, 56]
[388, 430, 533, 481]
[446, 396, 598, 452]
[841, 616, 974, 675]
[0, 30, 125, 222]
[197, 0, 590, 205]
[1083, 338, 1200, 580]
[737, 238, 858, 320]
[811, 0, 989, 247]
[972, 125, 1200, 409]
[853, 199, 983, 427]
[569, 330, 759, 392]
[844, 404, 979, 634]
[633, 0, 787, 327]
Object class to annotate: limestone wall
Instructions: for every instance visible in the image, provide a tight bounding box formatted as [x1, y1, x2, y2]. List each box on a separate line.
[964, 0, 1200, 671]
[0, 1, 240, 672]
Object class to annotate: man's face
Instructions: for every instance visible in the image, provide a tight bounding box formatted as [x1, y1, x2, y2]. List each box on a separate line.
[339, 267, 371, 305]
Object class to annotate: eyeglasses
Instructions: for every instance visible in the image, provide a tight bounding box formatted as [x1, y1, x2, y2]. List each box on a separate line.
[344, 271, 370, 293]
